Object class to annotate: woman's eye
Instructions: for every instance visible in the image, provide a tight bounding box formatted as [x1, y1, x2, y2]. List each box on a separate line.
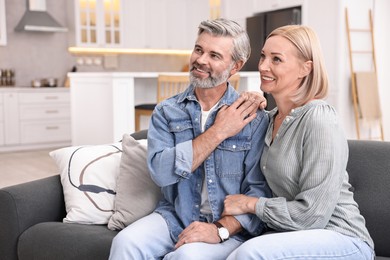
[272, 57, 282, 63]
[260, 54, 265, 60]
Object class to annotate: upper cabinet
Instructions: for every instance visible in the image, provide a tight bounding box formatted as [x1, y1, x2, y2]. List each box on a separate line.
[0, 0, 6, 46]
[75, 0, 123, 47]
[74, 0, 209, 49]
[122, 0, 209, 50]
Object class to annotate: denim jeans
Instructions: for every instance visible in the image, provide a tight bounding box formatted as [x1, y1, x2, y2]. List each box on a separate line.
[109, 212, 242, 260]
[226, 229, 374, 260]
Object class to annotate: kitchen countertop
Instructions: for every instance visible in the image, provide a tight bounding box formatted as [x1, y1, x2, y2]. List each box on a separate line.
[0, 87, 69, 92]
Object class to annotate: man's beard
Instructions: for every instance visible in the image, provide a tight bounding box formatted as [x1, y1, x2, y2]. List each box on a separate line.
[189, 64, 233, 89]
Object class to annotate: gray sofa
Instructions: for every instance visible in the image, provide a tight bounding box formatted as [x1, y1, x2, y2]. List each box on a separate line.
[0, 132, 389, 259]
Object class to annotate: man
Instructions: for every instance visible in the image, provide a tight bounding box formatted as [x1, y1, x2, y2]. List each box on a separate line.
[109, 18, 271, 260]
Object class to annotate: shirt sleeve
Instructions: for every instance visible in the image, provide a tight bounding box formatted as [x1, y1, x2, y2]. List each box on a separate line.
[234, 110, 272, 235]
[147, 105, 193, 187]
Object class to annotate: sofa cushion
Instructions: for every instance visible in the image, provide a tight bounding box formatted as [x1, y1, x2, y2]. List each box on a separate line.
[108, 134, 162, 230]
[347, 140, 390, 258]
[50, 142, 122, 224]
[18, 222, 118, 260]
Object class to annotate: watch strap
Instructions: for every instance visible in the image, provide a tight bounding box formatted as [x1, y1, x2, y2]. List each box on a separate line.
[213, 221, 223, 228]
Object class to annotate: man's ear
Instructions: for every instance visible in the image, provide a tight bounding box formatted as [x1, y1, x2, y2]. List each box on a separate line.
[230, 60, 244, 75]
[299, 60, 313, 78]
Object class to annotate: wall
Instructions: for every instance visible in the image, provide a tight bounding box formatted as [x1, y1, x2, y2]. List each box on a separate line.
[222, 0, 389, 141]
[0, 0, 190, 88]
[338, 0, 389, 141]
[0, 0, 74, 87]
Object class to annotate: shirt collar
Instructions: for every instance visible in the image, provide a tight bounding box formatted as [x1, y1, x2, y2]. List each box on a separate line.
[177, 82, 239, 108]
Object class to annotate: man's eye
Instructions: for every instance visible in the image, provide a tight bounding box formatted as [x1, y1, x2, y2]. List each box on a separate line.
[194, 47, 202, 54]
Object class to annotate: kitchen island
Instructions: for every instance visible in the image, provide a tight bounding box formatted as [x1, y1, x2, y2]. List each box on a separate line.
[68, 72, 261, 146]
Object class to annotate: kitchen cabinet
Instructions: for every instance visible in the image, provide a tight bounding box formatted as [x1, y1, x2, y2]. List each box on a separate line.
[0, 93, 4, 145]
[102, 0, 209, 49]
[75, 0, 123, 47]
[68, 72, 261, 145]
[0, 0, 6, 46]
[0, 88, 71, 152]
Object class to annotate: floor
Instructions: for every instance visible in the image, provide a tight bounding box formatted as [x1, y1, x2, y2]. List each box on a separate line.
[0, 148, 59, 189]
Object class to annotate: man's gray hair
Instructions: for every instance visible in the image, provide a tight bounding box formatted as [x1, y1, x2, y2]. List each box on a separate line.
[198, 18, 251, 63]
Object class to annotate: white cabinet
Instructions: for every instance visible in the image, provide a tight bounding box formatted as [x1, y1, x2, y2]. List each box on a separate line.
[74, 0, 123, 47]
[0, 93, 4, 145]
[0, 0, 6, 46]
[3, 92, 19, 146]
[69, 73, 135, 146]
[116, 0, 209, 49]
[18, 92, 71, 144]
[0, 88, 71, 151]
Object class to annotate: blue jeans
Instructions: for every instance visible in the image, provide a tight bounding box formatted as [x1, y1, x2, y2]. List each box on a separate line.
[227, 229, 374, 260]
[109, 212, 242, 260]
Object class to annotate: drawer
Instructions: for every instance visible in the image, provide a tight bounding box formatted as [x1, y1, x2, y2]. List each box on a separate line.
[20, 120, 71, 144]
[19, 104, 70, 120]
[19, 92, 70, 104]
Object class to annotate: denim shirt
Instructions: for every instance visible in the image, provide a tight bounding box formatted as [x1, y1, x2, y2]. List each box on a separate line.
[147, 83, 271, 242]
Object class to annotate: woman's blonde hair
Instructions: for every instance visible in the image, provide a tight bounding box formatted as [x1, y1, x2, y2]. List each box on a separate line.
[267, 25, 328, 104]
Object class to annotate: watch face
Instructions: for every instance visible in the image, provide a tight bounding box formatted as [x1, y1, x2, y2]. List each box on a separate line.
[219, 227, 229, 240]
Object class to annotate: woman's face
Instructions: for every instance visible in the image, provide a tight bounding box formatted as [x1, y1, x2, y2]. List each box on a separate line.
[258, 35, 306, 97]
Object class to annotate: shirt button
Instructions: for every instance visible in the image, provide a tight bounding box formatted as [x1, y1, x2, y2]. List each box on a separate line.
[276, 133, 279, 137]
[195, 204, 199, 208]
[176, 126, 180, 129]
[286, 118, 290, 122]
[262, 166, 266, 170]
[232, 145, 236, 149]
[291, 109, 295, 113]
[208, 179, 213, 183]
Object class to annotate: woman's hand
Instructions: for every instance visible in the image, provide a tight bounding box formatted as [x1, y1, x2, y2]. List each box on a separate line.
[222, 194, 258, 216]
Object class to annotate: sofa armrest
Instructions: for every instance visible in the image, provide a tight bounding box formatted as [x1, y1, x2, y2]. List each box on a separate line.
[0, 175, 66, 260]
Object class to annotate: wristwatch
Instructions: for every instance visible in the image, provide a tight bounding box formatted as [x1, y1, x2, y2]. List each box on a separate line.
[214, 221, 229, 243]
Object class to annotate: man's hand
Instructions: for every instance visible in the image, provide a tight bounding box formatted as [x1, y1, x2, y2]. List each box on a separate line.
[211, 94, 260, 140]
[175, 222, 220, 249]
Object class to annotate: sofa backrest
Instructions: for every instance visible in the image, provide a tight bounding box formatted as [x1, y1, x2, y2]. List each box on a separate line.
[347, 140, 390, 257]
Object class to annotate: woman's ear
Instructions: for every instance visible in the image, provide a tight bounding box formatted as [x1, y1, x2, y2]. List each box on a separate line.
[299, 60, 313, 78]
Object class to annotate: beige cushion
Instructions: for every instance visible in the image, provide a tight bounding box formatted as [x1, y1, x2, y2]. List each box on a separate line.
[108, 134, 162, 230]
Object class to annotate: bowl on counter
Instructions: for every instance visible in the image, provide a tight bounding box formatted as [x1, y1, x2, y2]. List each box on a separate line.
[31, 78, 58, 88]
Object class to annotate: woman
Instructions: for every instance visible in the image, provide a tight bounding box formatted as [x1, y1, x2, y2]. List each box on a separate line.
[224, 25, 375, 259]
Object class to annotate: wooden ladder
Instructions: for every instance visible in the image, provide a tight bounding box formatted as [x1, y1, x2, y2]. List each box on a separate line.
[345, 8, 383, 140]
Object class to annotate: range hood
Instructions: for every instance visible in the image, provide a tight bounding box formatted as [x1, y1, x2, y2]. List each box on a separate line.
[15, 0, 67, 32]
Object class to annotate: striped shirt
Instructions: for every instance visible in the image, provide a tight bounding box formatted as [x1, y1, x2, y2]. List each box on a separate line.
[256, 100, 374, 249]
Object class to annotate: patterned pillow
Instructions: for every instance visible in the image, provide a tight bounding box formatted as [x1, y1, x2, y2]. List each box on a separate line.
[50, 142, 122, 224]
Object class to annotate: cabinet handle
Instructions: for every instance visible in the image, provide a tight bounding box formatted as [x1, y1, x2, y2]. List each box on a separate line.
[45, 96, 59, 100]
[46, 126, 59, 130]
[45, 110, 59, 114]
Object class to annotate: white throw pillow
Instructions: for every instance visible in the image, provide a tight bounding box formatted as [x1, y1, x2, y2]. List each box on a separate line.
[108, 134, 162, 230]
[50, 142, 122, 224]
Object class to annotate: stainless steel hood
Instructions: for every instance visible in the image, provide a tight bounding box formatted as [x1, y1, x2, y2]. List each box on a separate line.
[15, 0, 67, 32]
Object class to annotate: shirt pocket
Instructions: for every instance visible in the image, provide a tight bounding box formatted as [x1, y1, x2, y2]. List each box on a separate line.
[168, 120, 194, 143]
[215, 137, 251, 179]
